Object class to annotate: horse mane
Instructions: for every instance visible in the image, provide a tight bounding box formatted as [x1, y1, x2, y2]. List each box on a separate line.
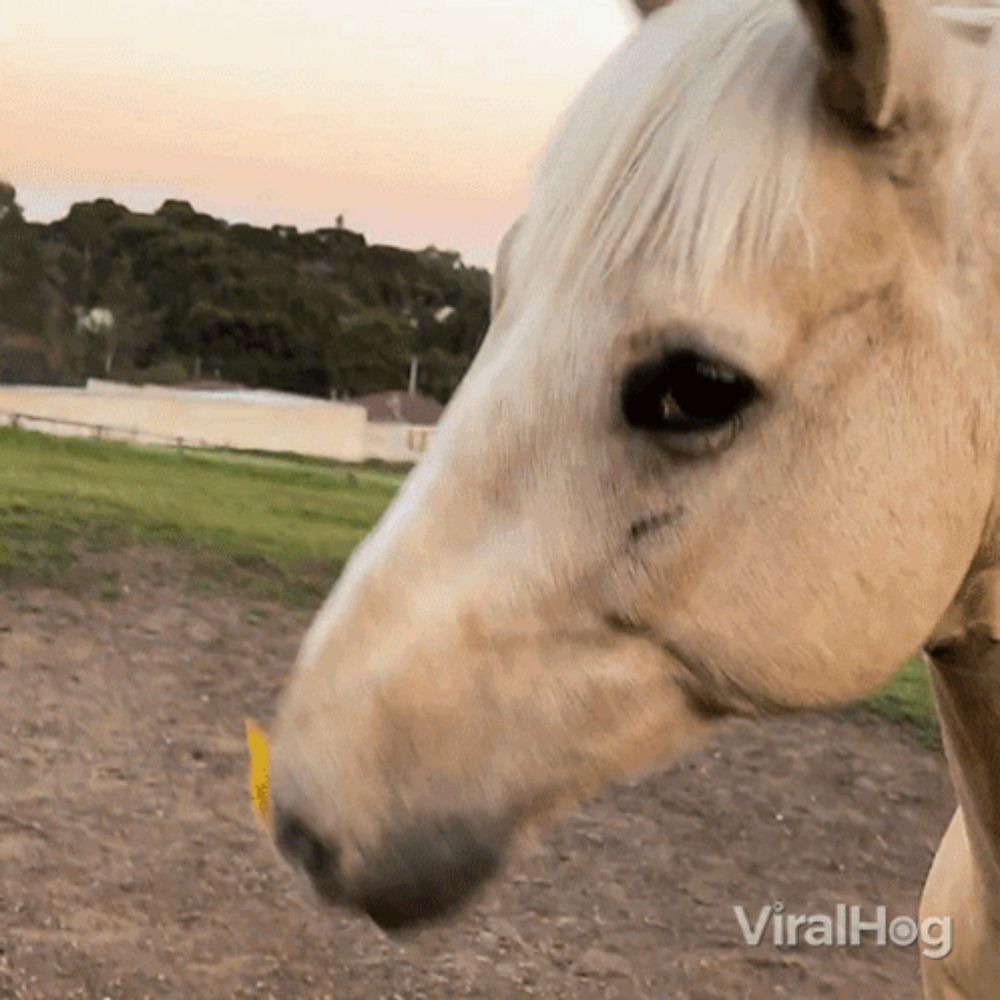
[511, 0, 1000, 304]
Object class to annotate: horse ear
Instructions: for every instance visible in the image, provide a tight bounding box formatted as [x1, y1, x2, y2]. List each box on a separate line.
[795, 0, 940, 131]
[492, 217, 525, 319]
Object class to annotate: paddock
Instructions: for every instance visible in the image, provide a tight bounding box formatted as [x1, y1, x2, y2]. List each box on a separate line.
[0, 551, 951, 999]
[0, 431, 954, 999]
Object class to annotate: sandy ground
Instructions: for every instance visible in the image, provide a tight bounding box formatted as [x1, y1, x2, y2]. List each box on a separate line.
[0, 549, 955, 999]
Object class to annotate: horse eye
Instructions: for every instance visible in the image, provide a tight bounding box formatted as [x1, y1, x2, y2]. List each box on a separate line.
[621, 349, 757, 434]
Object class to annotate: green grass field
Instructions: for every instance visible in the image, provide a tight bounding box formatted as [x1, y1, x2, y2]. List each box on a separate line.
[0, 426, 404, 605]
[0, 426, 938, 743]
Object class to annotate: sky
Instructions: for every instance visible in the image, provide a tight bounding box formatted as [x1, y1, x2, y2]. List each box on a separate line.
[1, 1, 634, 267]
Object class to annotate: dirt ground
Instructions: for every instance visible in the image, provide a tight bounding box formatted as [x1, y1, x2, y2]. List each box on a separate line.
[0, 549, 956, 1000]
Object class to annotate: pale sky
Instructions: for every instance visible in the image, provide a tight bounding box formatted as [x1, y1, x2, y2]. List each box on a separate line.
[1, 1, 634, 267]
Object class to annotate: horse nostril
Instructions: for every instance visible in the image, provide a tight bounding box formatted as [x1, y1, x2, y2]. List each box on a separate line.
[274, 807, 339, 883]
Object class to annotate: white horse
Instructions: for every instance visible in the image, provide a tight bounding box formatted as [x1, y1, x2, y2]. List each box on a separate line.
[269, 0, 1000, 993]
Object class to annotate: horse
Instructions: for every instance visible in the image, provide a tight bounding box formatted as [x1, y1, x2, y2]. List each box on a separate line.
[268, 0, 1000, 994]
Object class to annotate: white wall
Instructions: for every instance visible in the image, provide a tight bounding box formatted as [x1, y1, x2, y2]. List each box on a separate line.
[0, 381, 435, 465]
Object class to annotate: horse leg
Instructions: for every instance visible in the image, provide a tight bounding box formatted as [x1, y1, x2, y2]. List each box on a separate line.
[920, 807, 1000, 998]
[919, 639, 1000, 999]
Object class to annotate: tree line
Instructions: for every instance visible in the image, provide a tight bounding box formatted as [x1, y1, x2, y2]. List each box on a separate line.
[0, 184, 491, 403]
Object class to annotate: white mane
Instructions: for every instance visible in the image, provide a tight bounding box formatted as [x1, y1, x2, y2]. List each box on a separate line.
[511, 0, 1000, 302]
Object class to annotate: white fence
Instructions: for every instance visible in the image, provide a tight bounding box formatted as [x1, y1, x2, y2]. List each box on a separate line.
[0, 381, 436, 465]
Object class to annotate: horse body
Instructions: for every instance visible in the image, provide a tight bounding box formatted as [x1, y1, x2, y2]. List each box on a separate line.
[269, 0, 1000, 992]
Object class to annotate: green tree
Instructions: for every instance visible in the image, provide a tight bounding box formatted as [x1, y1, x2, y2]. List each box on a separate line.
[418, 346, 469, 403]
[0, 184, 45, 332]
[330, 308, 410, 397]
[94, 255, 156, 376]
[0, 191, 491, 399]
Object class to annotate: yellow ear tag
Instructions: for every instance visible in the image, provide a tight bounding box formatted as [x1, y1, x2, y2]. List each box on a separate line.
[245, 718, 272, 829]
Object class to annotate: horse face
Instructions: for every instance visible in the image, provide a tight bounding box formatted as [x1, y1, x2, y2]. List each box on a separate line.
[269, 0, 1000, 928]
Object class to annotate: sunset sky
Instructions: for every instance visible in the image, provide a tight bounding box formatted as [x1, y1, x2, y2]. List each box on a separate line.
[2, 1, 634, 267]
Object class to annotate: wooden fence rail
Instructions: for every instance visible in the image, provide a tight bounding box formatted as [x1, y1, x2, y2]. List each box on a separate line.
[1, 409, 204, 452]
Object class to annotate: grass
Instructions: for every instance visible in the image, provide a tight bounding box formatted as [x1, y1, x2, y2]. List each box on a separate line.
[866, 656, 940, 747]
[0, 426, 939, 741]
[0, 426, 404, 605]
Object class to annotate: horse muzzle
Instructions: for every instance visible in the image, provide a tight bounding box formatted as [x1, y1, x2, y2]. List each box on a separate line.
[273, 803, 508, 931]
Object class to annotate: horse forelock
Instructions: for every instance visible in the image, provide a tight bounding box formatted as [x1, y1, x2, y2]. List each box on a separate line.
[513, 0, 816, 303]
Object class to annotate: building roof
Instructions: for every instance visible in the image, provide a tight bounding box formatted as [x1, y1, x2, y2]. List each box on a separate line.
[354, 390, 444, 426]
